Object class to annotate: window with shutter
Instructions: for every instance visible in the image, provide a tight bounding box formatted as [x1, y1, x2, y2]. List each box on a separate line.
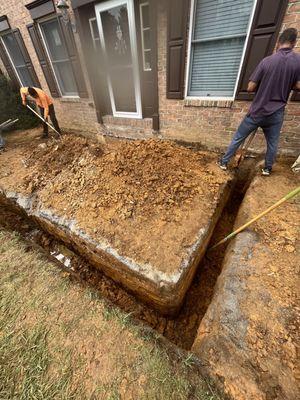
[39, 17, 79, 97]
[186, 0, 256, 98]
[0, 30, 39, 87]
[27, 22, 60, 97]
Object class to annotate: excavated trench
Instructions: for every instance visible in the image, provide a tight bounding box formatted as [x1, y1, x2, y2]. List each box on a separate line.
[0, 159, 255, 350]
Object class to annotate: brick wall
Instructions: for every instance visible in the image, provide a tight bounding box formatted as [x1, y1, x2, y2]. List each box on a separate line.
[157, 0, 300, 156]
[0, 0, 299, 154]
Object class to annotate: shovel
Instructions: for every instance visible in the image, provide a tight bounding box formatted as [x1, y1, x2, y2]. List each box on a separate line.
[26, 104, 61, 137]
[233, 129, 257, 168]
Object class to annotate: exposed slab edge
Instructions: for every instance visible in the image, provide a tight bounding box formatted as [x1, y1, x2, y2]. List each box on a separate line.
[0, 181, 232, 315]
[192, 172, 299, 400]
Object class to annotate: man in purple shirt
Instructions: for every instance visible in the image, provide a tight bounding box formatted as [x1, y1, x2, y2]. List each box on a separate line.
[219, 28, 300, 175]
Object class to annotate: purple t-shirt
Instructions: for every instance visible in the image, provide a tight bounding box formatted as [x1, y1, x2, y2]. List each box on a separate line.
[249, 48, 300, 118]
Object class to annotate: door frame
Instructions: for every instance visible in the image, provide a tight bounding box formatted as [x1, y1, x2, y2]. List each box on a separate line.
[95, 0, 142, 119]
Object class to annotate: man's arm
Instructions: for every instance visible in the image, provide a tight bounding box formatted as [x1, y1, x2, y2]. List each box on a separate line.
[20, 87, 28, 106]
[248, 59, 265, 93]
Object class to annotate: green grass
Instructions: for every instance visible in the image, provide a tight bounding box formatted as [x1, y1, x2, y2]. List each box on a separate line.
[0, 227, 222, 400]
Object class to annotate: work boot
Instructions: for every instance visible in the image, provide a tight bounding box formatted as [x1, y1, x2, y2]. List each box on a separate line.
[217, 160, 228, 171]
[40, 133, 49, 139]
[261, 168, 271, 176]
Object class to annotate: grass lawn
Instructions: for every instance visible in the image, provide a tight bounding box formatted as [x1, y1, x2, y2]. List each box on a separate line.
[0, 225, 221, 400]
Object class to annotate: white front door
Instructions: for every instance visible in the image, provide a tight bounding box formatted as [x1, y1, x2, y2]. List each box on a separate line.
[95, 0, 142, 119]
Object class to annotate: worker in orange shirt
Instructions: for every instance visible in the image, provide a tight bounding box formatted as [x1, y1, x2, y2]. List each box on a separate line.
[20, 87, 61, 138]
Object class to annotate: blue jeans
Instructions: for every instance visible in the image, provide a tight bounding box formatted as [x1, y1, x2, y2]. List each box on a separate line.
[0, 133, 4, 148]
[222, 108, 285, 170]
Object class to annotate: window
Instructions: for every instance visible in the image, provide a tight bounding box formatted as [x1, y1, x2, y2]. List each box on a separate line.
[187, 0, 256, 98]
[39, 18, 78, 97]
[140, 2, 151, 71]
[1, 32, 35, 86]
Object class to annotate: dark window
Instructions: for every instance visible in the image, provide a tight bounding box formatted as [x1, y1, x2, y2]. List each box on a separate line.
[1, 32, 35, 86]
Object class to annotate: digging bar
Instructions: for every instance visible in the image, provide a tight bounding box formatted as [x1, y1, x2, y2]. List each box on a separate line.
[233, 129, 258, 168]
[26, 104, 61, 137]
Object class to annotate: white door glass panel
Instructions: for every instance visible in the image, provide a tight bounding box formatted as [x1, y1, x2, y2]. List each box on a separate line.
[188, 0, 256, 98]
[40, 19, 78, 96]
[2, 33, 34, 86]
[95, 0, 142, 118]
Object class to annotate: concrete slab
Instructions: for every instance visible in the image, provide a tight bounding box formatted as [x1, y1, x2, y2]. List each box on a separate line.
[0, 130, 233, 314]
[192, 166, 299, 399]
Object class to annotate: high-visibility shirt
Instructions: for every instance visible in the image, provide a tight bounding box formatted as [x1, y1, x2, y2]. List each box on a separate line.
[20, 87, 53, 118]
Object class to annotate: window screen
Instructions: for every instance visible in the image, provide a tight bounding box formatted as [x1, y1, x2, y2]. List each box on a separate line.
[40, 19, 78, 96]
[188, 0, 255, 98]
[1, 33, 34, 86]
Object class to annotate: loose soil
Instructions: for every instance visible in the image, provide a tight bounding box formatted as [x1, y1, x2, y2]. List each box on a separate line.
[0, 129, 230, 277]
[193, 163, 300, 400]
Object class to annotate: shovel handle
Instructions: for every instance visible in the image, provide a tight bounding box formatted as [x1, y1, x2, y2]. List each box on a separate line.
[26, 104, 61, 137]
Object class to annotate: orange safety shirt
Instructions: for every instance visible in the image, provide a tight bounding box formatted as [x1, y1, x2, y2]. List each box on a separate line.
[20, 87, 53, 119]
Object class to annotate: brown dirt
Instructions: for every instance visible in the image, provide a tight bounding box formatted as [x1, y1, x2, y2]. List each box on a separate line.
[193, 163, 300, 400]
[0, 129, 230, 276]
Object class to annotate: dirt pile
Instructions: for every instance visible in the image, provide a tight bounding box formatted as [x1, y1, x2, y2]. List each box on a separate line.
[21, 136, 227, 221]
[22, 136, 103, 194]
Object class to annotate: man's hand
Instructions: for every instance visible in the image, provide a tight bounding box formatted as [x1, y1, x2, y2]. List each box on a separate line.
[22, 101, 27, 106]
[247, 81, 258, 93]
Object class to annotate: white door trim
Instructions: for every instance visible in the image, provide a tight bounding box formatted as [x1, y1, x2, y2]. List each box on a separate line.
[95, 0, 142, 119]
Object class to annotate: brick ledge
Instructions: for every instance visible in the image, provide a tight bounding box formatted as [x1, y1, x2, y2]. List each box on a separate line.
[184, 99, 234, 108]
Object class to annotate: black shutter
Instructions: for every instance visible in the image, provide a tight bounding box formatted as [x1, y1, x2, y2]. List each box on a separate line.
[236, 0, 289, 100]
[291, 91, 300, 102]
[166, 0, 189, 99]
[12, 29, 40, 87]
[0, 39, 19, 88]
[27, 22, 60, 97]
[58, 17, 88, 98]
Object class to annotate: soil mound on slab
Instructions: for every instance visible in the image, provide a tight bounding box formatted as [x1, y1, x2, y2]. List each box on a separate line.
[22, 135, 226, 220]
[0, 131, 231, 280]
